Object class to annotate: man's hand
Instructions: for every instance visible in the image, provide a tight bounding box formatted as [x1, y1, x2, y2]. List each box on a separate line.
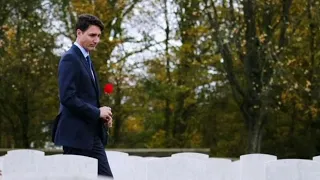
[104, 117, 113, 128]
[99, 106, 112, 121]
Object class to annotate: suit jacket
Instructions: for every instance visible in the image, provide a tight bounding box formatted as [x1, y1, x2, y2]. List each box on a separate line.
[52, 45, 108, 149]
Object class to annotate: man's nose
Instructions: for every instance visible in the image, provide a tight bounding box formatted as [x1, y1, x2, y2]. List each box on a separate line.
[94, 37, 100, 43]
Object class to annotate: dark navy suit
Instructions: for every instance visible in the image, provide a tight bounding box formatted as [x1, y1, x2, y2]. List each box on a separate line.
[52, 44, 113, 177]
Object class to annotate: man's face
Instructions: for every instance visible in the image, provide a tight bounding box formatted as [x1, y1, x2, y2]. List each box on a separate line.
[77, 25, 101, 51]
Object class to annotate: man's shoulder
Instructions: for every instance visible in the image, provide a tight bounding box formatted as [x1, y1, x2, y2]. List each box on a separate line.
[58, 50, 81, 69]
[63, 45, 76, 55]
[60, 46, 80, 60]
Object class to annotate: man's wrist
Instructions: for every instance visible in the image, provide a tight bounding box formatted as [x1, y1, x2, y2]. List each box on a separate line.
[97, 108, 101, 119]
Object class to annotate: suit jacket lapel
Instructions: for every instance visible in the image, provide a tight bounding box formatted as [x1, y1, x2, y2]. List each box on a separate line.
[72, 45, 99, 95]
[91, 64, 101, 106]
[91, 63, 100, 96]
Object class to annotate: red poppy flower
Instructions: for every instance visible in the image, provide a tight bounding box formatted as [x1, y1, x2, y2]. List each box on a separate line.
[104, 83, 113, 94]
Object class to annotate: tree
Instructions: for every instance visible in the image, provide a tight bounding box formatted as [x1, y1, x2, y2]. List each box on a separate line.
[141, 0, 225, 147]
[203, 0, 295, 152]
[0, 0, 59, 148]
[263, 0, 320, 158]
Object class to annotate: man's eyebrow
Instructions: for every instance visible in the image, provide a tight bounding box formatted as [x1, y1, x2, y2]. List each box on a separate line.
[89, 33, 101, 36]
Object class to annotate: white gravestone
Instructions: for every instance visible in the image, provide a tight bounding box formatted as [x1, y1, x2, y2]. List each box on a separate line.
[171, 152, 209, 159]
[265, 159, 320, 180]
[240, 154, 277, 180]
[2, 149, 45, 180]
[146, 157, 170, 180]
[205, 158, 232, 180]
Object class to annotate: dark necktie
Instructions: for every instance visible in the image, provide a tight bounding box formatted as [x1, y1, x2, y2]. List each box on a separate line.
[86, 55, 95, 81]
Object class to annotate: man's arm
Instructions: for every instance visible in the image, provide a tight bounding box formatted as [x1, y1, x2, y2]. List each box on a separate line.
[58, 54, 100, 121]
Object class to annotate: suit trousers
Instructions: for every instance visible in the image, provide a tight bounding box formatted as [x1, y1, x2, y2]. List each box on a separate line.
[63, 136, 113, 178]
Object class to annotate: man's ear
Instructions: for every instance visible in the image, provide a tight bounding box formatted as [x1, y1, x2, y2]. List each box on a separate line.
[76, 29, 82, 37]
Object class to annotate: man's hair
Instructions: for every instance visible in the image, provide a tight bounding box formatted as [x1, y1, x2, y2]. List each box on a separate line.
[75, 14, 104, 32]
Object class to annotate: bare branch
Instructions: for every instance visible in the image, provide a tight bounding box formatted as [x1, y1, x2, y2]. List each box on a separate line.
[278, 0, 293, 49]
[204, 0, 246, 105]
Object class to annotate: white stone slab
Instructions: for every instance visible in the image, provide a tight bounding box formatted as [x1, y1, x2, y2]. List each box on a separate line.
[41, 154, 98, 179]
[205, 158, 232, 180]
[265, 159, 320, 180]
[0, 156, 3, 172]
[166, 156, 207, 180]
[2, 149, 45, 179]
[146, 157, 170, 180]
[312, 155, 320, 162]
[171, 152, 209, 159]
[106, 151, 131, 180]
[6, 149, 44, 157]
[226, 160, 241, 180]
[240, 154, 277, 180]
[105, 151, 129, 157]
[0, 156, 2, 180]
[127, 156, 148, 180]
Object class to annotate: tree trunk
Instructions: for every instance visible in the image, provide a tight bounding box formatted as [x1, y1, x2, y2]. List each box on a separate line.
[112, 82, 122, 145]
[247, 121, 263, 153]
[20, 93, 30, 148]
[246, 110, 266, 153]
[163, 0, 172, 142]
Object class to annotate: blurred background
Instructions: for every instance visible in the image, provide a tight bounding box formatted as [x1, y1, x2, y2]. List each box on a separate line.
[1, 0, 320, 159]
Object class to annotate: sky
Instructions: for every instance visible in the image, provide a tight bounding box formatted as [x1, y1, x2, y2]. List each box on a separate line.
[53, 0, 180, 75]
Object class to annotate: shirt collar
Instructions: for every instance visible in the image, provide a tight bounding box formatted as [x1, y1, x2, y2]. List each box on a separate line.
[74, 41, 89, 59]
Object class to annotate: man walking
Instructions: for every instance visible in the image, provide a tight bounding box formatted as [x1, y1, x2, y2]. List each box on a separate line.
[53, 14, 113, 178]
